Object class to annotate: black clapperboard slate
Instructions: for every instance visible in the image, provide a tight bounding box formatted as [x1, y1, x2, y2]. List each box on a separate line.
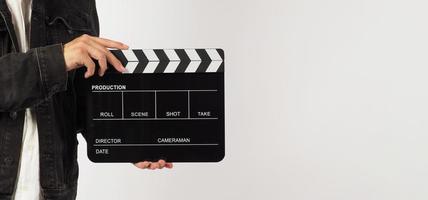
[84, 49, 225, 163]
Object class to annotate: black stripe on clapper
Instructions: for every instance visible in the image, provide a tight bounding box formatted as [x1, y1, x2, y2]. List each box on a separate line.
[110, 50, 127, 73]
[195, 49, 211, 73]
[132, 50, 149, 73]
[174, 49, 190, 73]
[110, 50, 128, 67]
[217, 49, 225, 73]
[154, 49, 169, 73]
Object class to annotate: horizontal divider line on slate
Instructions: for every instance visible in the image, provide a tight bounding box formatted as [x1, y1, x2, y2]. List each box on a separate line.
[110, 49, 225, 74]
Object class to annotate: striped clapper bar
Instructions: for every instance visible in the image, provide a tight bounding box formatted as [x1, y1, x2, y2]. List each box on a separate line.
[84, 49, 225, 163]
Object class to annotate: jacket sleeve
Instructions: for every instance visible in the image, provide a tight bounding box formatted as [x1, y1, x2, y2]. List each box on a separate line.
[0, 43, 68, 112]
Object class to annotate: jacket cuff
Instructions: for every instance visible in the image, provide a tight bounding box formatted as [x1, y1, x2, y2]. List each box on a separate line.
[35, 43, 68, 97]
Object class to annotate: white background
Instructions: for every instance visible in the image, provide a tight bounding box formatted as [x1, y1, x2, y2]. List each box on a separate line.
[77, 0, 428, 199]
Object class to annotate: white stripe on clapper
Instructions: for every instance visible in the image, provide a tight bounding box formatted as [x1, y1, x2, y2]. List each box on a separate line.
[122, 50, 139, 73]
[122, 50, 138, 61]
[164, 49, 180, 73]
[206, 49, 222, 72]
[142, 49, 159, 73]
[123, 62, 138, 74]
[184, 49, 201, 73]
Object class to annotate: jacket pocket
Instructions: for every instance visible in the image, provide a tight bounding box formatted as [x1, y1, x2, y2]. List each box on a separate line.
[45, 10, 94, 44]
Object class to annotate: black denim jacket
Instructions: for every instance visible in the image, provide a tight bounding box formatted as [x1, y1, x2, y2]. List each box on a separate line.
[0, 0, 98, 199]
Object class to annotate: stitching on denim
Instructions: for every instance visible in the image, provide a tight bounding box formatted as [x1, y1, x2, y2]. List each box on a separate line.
[35, 48, 47, 96]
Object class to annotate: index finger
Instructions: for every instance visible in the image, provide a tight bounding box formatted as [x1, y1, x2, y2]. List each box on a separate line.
[93, 37, 129, 50]
[105, 50, 127, 73]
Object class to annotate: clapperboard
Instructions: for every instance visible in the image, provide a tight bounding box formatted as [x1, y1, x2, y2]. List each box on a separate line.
[84, 49, 225, 163]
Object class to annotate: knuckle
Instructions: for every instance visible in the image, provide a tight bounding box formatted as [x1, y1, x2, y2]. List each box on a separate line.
[102, 48, 109, 54]
[79, 35, 90, 43]
[94, 52, 103, 59]
[76, 41, 87, 49]
[81, 34, 90, 39]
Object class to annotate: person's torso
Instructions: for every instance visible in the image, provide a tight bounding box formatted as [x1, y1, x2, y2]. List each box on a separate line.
[0, 0, 99, 199]
[5, 0, 42, 199]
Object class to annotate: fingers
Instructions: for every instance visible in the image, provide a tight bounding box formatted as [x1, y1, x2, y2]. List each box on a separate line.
[92, 37, 129, 50]
[134, 161, 151, 169]
[158, 160, 166, 169]
[66, 34, 128, 78]
[86, 39, 126, 74]
[86, 48, 107, 76]
[150, 162, 160, 170]
[106, 51, 127, 73]
[165, 163, 173, 169]
[133, 160, 173, 170]
[84, 40, 108, 76]
[82, 54, 96, 79]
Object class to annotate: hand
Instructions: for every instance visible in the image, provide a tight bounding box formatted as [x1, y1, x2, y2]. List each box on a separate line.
[134, 160, 174, 170]
[63, 34, 128, 78]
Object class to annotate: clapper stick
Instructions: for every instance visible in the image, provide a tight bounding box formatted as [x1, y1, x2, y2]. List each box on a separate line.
[110, 49, 224, 74]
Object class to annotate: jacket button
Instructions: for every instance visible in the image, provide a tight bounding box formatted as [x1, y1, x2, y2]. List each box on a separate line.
[4, 157, 13, 165]
[9, 112, 17, 120]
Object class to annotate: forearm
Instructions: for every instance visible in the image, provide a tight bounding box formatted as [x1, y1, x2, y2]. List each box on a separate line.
[0, 43, 67, 112]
